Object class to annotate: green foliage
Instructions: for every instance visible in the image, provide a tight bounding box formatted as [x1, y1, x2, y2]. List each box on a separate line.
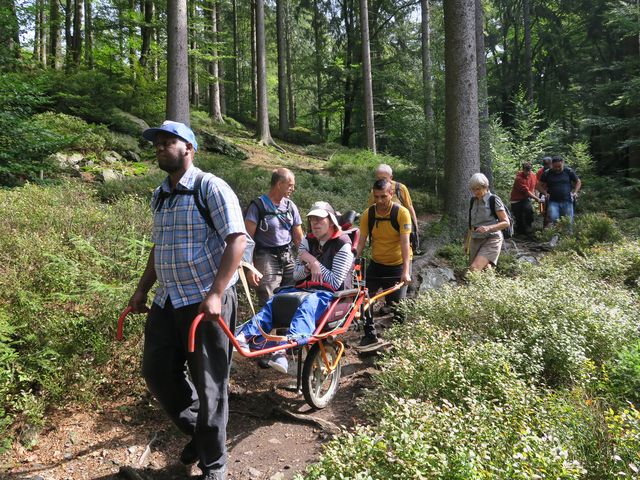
[28, 112, 109, 152]
[0, 181, 151, 444]
[557, 213, 623, 253]
[604, 340, 640, 406]
[490, 94, 564, 196]
[436, 242, 468, 277]
[605, 406, 640, 478]
[303, 395, 587, 479]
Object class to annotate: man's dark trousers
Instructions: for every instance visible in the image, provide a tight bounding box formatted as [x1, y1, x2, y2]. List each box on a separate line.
[142, 287, 237, 474]
[511, 199, 533, 235]
[363, 261, 408, 338]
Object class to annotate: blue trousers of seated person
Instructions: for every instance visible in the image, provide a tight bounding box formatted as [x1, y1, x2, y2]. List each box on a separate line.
[239, 287, 334, 346]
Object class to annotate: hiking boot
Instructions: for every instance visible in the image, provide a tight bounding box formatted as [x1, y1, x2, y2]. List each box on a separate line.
[179, 439, 198, 465]
[267, 352, 288, 374]
[201, 467, 227, 480]
[357, 334, 382, 352]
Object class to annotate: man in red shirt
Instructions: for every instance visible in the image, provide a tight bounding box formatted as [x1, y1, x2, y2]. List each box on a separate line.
[510, 161, 541, 236]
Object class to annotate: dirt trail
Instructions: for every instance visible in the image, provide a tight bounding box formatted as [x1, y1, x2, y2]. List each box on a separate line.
[2, 322, 387, 480]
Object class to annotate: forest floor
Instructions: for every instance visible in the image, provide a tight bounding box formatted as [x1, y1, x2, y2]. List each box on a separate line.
[1, 312, 391, 480]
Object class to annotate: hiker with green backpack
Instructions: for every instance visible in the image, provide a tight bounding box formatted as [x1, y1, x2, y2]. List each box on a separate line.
[467, 173, 511, 272]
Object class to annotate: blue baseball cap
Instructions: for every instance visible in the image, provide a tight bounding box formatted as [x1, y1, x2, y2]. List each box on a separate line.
[142, 120, 198, 151]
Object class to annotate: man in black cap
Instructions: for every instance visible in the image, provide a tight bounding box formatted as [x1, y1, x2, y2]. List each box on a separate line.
[129, 120, 246, 479]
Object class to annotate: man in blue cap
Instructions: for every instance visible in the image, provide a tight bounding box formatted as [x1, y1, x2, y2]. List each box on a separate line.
[129, 120, 246, 479]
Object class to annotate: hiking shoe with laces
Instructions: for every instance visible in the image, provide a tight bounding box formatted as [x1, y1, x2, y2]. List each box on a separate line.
[357, 334, 384, 352]
[201, 467, 227, 480]
[179, 439, 198, 465]
[267, 353, 288, 374]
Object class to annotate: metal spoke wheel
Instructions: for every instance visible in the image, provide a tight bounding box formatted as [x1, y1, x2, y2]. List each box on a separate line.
[302, 342, 342, 409]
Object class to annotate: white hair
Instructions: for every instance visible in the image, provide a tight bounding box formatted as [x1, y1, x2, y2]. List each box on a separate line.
[468, 173, 489, 189]
[376, 163, 393, 175]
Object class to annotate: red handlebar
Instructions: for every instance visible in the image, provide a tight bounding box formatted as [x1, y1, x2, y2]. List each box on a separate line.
[116, 306, 133, 340]
[188, 313, 206, 353]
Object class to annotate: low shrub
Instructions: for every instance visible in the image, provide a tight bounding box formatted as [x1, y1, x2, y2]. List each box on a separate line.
[28, 112, 109, 153]
[407, 259, 639, 386]
[604, 340, 640, 406]
[303, 396, 586, 479]
[436, 242, 468, 276]
[0, 181, 152, 445]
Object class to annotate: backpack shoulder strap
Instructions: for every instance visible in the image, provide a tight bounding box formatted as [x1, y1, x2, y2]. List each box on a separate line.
[468, 197, 474, 229]
[193, 172, 215, 230]
[489, 194, 498, 220]
[395, 181, 403, 205]
[367, 205, 376, 241]
[390, 204, 400, 232]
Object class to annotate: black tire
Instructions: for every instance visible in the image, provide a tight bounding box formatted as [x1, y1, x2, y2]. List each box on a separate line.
[302, 342, 342, 409]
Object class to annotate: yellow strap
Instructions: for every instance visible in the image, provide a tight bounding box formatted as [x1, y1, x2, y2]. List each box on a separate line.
[465, 229, 472, 255]
[237, 262, 288, 342]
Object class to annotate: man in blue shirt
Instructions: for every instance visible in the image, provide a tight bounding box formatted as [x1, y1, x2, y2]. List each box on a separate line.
[538, 156, 581, 226]
[128, 120, 246, 480]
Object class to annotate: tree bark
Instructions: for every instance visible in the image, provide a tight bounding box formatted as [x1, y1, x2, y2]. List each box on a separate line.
[359, 0, 376, 153]
[140, 0, 154, 67]
[250, 0, 257, 118]
[167, 0, 191, 124]
[286, 0, 295, 127]
[313, 0, 324, 137]
[189, 0, 199, 107]
[444, 0, 480, 236]
[34, 0, 41, 63]
[209, 0, 224, 122]
[523, 0, 533, 103]
[65, 0, 72, 66]
[421, 0, 434, 170]
[72, 0, 83, 65]
[49, 0, 62, 69]
[255, 0, 275, 145]
[276, 0, 289, 132]
[217, 7, 226, 115]
[84, 0, 93, 67]
[476, 0, 492, 186]
[341, 0, 356, 146]
[232, 0, 240, 113]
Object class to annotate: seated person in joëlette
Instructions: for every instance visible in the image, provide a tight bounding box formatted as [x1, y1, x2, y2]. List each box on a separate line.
[235, 201, 355, 373]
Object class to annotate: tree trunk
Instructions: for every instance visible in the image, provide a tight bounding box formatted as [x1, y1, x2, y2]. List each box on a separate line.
[209, 0, 224, 122]
[255, 0, 272, 144]
[167, 0, 191, 124]
[286, 0, 295, 127]
[359, 0, 376, 153]
[421, 0, 434, 170]
[341, 0, 356, 146]
[49, 0, 62, 69]
[140, 0, 154, 67]
[523, 0, 533, 103]
[34, 0, 41, 63]
[73, 0, 83, 66]
[0, 0, 21, 66]
[232, 0, 240, 113]
[65, 0, 73, 66]
[153, 10, 159, 80]
[84, 0, 93, 67]
[476, 0, 492, 186]
[217, 7, 226, 115]
[250, 0, 257, 118]
[444, 0, 480, 236]
[313, 0, 324, 137]
[189, 0, 199, 107]
[276, 0, 288, 132]
[40, 0, 47, 65]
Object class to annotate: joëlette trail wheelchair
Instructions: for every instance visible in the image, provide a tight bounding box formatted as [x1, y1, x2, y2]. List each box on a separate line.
[117, 211, 402, 410]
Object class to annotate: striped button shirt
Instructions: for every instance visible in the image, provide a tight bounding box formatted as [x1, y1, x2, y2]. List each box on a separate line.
[151, 165, 246, 309]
